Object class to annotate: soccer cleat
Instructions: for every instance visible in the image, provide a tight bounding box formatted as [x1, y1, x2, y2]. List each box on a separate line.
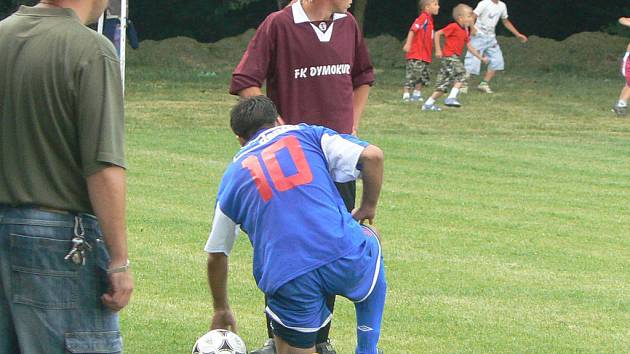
[249, 338, 276, 354]
[421, 103, 442, 112]
[444, 98, 461, 107]
[315, 340, 337, 354]
[612, 104, 628, 117]
[410, 94, 423, 102]
[477, 82, 494, 94]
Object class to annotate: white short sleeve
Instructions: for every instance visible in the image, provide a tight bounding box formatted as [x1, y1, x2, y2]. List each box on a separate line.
[204, 203, 239, 255]
[501, 3, 508, 19]
[321, 133, 365, 183]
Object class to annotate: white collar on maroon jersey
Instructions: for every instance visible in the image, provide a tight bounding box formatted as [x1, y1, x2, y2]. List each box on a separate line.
[291, 1, 348, 42]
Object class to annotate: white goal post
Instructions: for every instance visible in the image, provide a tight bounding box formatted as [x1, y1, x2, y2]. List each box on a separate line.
[96, 0, 127, 93]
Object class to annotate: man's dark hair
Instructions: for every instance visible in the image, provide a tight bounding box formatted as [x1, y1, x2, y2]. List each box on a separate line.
[230, 96, 279, 141]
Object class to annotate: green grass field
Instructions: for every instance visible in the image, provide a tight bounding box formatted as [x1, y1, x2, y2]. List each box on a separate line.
[119, 60, 630, 353]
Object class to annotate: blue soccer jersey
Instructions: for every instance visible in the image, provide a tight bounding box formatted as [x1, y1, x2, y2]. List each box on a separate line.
[205, 124, 370, 295]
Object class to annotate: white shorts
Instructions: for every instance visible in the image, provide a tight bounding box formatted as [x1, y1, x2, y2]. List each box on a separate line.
[464, 34, 505, 75]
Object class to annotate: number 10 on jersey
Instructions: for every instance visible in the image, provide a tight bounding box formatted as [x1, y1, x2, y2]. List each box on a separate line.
[241, 136, 313, 202]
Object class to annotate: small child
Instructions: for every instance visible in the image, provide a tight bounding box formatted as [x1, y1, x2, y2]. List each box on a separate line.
[613, 17, 630, 116]
[402, 0, 440, 102]
[422, 4, 488, 111]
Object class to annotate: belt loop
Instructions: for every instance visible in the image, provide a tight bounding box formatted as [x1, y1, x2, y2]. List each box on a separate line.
[73, 215, 85, 238]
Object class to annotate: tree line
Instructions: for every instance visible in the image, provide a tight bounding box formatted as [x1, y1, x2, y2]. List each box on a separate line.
[1, 0, 629, 42]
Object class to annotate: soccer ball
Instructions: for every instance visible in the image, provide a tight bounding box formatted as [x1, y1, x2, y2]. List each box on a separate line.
[192, 329, 247, 354]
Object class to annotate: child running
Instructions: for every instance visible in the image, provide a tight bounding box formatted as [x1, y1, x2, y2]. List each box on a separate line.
[402, 0, 440, 102]
[422, 4, 488, 111]
[613, 17, 630, 116]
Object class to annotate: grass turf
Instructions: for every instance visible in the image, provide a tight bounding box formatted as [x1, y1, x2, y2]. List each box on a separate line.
[119, 65, 630, 353]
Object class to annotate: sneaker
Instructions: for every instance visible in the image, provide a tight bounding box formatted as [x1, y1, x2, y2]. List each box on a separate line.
[315, 340, 337, 354]
[402, 96, 410, 103]
[612, 104, 628, 117]
[249, 339, 276, 354]
[477, 82, 494, 94]
[460, 85, 468, 94]
[410, 94, 423, 102]
[444, 98, 461, 107]
[421, 103, 442, 111]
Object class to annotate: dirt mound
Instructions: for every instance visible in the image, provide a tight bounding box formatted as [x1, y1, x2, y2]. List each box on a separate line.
[128, 30, 628, 78]
[126, 29, 255, 71]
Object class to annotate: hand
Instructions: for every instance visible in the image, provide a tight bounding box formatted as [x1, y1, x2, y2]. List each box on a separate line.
[211, 308, 238, 333]
[402, 43, 410, 53]
[352, 206, 376, 225]
[619, 17, 630, 27]
[435, 50, 443, 59]
[101, 270, 133, 312]
[481, 56, 490, 64]
[517, 34, 528, 43]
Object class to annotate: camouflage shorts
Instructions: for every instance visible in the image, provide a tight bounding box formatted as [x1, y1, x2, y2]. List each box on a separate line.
[435, 56, 466, 93]
[404, 59, 431, 88]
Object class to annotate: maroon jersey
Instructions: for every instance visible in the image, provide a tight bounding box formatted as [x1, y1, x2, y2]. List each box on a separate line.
[230, 2, 375, 134]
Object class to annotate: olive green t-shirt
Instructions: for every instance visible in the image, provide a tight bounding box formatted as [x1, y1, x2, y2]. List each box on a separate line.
[0, 6, 125, 213]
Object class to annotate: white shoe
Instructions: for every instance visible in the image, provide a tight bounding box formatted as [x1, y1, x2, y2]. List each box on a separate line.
[477, 82, 494, 94]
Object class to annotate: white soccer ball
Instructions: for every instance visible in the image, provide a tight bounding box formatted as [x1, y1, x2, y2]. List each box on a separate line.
[192, 329, 247, 354]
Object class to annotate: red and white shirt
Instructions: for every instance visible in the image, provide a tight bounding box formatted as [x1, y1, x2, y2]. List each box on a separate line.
[406, 11, 434, 62]
[230, 1, 375, 134]
[440, 22, 470, 57]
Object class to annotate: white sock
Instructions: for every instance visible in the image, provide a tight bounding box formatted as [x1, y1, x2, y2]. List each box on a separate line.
[618, 100, 627, 107]
[425, 97, 436, 106]
[448, 88, 460, 99]
[403, 92, 410, 99]
[412, 90, 422, 97]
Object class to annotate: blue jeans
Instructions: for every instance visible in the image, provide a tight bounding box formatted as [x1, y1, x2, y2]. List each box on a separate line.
[0, 206, 122, 353]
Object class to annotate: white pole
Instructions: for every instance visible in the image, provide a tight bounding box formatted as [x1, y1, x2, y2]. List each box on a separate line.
[120, 0, 128, 94]
[97, 14, 104, 34]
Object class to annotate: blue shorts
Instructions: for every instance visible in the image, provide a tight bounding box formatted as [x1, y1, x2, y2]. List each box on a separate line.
[265, 225, 383, 347]
[464, 34, 505, 74]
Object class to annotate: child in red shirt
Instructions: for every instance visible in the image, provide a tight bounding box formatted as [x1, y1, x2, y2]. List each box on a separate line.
[422, 4, 488, 111]
[402, 0, 440, 102]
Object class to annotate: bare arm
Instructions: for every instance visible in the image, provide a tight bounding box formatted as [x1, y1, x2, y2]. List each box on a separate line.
[466, 42, 489, 63]
[620, 17, 630, 27]
[352, 84, 370, 136]
[434, 30, 443, 58]
[207, 252, 237, 332]
[402, 31, 415, 52]
[502, 18, 527, 42]
[86, 165, 133, 312]
[352, 145, 384, 224]
[238, 86, 263, 97]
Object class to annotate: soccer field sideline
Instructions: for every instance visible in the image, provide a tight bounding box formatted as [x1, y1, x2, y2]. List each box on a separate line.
[120, 69, 630, 353]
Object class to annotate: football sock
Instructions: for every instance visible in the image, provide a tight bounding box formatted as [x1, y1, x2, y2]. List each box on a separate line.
[412, 90, 422, 97]
[618, 100, 627, 107]
[425, 97, 436, 106]
[448, 88, 460, 99]
[354, 262, 386, 354]
[403, 92, 410, 100]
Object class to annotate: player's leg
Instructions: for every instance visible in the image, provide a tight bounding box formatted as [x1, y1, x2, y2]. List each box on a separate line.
[424, 58, 450, 111]
[274, 335, 316, 354]
[318, 226, 386, 354]
[267, 271, 331, 354]
[613, 49, 630, 116]
[403, 60, 415, 102]
[464, 35, 484, 77]
[478, 39, 503, 94]
[445, 59, 467, 108]
[354, 268, 386, 354]
[313, 181, 358, 351]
